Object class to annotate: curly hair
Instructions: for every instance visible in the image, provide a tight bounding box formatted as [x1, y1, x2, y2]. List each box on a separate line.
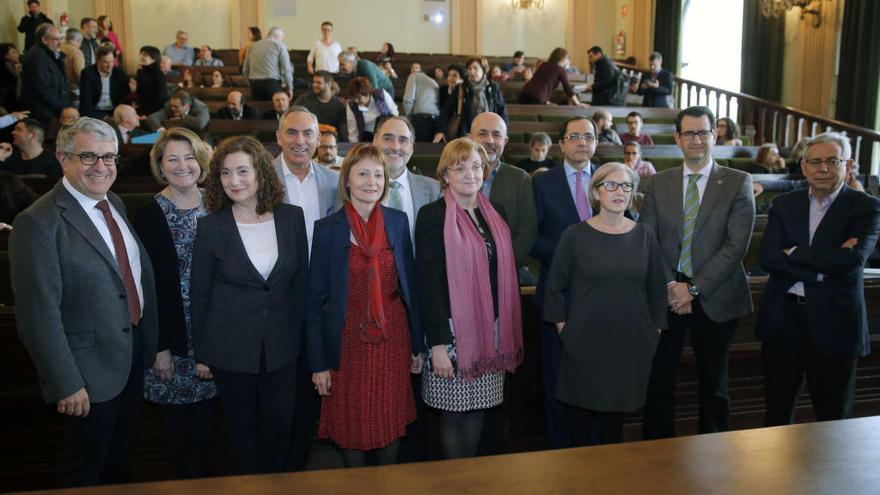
[203, 136, 284, 215]
[348, 76, 373, 98]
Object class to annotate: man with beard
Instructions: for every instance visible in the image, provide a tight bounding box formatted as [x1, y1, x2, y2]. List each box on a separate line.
[295, 70, 348, 141]
[216, 90, 259, 120]
[315, 130, 343, 169]
[262, 90, 290, 121]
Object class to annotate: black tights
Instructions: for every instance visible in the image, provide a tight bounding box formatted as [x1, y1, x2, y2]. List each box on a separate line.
[159, 399, 216, 479]
[440, 410, 485, 459]
[341, 440, 401, 467]
[566, 405, 625, 447]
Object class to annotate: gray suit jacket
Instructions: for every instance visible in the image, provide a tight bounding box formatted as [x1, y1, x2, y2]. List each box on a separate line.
[639, 161, 755, 322]
[407, 171, 441, 219]
[489, 162, 538, 265]
[146, 97, 211, 131]
[10, 182, 158, 404]
[273, 155, 341, 219]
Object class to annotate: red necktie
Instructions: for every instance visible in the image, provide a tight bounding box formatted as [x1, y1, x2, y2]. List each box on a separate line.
[95, 199, 141, 327]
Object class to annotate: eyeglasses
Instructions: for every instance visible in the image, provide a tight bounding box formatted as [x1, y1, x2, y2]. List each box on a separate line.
[678, 130, 714, 141]
[448, 164, 484, 175]
[68, 152, 120, 166]
[597, 181, 634, 192]
[564, 133, 596, 143]
[804, 158, 844, 168]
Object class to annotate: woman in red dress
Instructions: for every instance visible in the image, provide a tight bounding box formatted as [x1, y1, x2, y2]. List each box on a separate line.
[306, 143, 424, 467]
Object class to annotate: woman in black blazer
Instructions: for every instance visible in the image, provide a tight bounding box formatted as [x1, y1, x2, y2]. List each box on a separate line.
[136, 45, 168, 116]
[133, 128, 216, 478]
[190, 135, 309, 474]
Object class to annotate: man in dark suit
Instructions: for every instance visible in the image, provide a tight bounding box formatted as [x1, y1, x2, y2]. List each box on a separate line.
[532, 116, 599, 448]
[756, 132, 880, 425]
[637, 52, 674, 108]
[639, 106, 755, 439]
[586, 46, 618, 106]
[216, 90, 259, 120]
[78, 17, 99, 67]
[9, 117, 158, 487]
[78, 46, 128, 119]
[17, 0, 52, 52]
[20, 23, 70, 126]
[262, 90, 290, 121]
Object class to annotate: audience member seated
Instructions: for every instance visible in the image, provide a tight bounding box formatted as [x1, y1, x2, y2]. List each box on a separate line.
[306, 21, 341, 74]
[163, 30, 194, 66]
[593, 110, 622, 145]
[636, 52, 674, 108]
[374, 41, 395, 63]
[623, 141, 656, 179]
[111, 104, 147, 144]
[147, 89, 210, 132]
[522, 65, 534, 82]
[136, 45, 169, 115]
[437, 64, 463, 110]
[410, 63, 422, 74]
[194, 45, 224, 67]
[59, 29, 84, 101]
[620, 111, 654, 145]
[431, 65, 444, 84]
[0, 43, 22, 112]
[208, 70, 225, 88]
[338, 49, 395, 98]
[379, 61, 398, 80]
[217, 90, 258, 120]
[315, 130, 343, 169]
[178, 67, 196, 89]
[434, 57, 507, 143]
[518, 47, 585, 108]
[160, 55, 181, 78]
[0, 118, 61, 178]
[0, 170, 38, 229]
[21, 23, 70, 126]
[78, 45, 128, 119]
[262, 90, 291, 121]
[516, 132, 556, 173]
[59, 106, 80, 125]
[402, 69, 440, 142]
[345, 76, 398, 143]
[295, 70, 348, 141]
[716, 117, 743, 146]
[490, 66, 509, 83]
[119, 76, 140, 110]
[754, 142, 786, 173]
[242, 26, 293, 101]
[500, 50, 527, 76]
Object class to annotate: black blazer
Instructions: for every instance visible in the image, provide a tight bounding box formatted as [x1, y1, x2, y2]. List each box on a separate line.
[113, 124, 149, 145]
[20, 44, 70, 125]
[217, 104, 259, 120]
[590, 55, 618, 106]
[414, 197, 507, 347]
[637, 69, 674, 108]
[306, 207, 423, 373]
[136, 61, 169, 116]
[132, 198, 190, 356]
[261, 109, 283, 121]
[78, 64, 130, 117]
[190, 203, 309, 373]
[756, 186, 880, 358]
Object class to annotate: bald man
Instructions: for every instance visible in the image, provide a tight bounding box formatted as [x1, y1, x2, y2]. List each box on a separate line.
[217, 91, 259, 120]
[111, 104, 147, 144]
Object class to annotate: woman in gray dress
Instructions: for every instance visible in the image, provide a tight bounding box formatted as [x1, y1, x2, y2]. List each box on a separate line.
[544, 162, 667, 446]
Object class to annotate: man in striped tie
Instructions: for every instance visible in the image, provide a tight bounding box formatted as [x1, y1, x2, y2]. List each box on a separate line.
[638, 106, 755, 439]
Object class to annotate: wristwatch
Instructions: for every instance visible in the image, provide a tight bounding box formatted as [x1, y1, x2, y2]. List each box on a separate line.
[687, 283, 701, 297]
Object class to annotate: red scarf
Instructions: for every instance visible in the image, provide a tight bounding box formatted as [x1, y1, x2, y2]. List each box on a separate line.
[345, 202, 388, 343]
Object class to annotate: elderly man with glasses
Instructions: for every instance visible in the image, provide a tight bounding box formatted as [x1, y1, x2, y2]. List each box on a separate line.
[20, 23, 71, 126]
[9, 117, 158, 487]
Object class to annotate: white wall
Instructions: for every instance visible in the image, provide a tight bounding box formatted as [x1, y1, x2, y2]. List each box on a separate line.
[130, 0, 232, 53]
[480, 0, 567, 58]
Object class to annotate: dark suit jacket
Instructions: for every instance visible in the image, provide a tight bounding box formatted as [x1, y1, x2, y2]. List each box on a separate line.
[590, 55, 617, 106]
[10, 182, 159, 403]
[489, 162, 536, 265]
[80, 38, 99, 67]
[306, 206, 423, 372]
[217, 104, 259, 120]
[113, 124, 148, 145]
[190, 203, 309, 374]
[261, 109, 283, 121]
[756, 187, 880, 358]
[136, 62, 168, 116]
[20, 44, 70, 125]
[637, 69, 674, 108]
[78, 65, 130, 118]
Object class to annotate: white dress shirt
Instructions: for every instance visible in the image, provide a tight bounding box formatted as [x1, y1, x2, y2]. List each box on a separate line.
[281, 158, 320, 247]
[96, 72, 113, 111]
[62, 177, 144, 314]
[383, 167, 416, 237]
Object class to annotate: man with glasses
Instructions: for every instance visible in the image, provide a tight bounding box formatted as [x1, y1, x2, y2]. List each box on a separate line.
[639, 105, 755, 439]
[316, 130, 344, 169]
[21, 23, 70, 126]
[10, 117, 158, 486]
[532, 116, 599, 448]
[756, 132, 880, 426]
[163, 30, 194, 66]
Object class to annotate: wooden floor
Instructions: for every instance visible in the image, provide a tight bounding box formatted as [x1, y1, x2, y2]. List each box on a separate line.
[11, 416, 880, 495]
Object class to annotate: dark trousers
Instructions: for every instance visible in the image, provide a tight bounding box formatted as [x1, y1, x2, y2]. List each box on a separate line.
[398, 373, 427, 462]
[285, 352, 319, 471]
[159, 399, 216, 479]
[763, 297, 858, 426]
[249, 78, 284, 101]
[642, 300, 738, 439]
[566, 405, 625, 446]
[410, 113, 438, 142]
[539, 319, 569, 448]
[212, 356, 297, 474]
[62, 327, 144, 487]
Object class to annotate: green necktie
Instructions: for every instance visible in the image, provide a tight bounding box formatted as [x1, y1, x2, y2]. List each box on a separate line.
[679, 173, 701, 278]
[388, 180, 404, 211]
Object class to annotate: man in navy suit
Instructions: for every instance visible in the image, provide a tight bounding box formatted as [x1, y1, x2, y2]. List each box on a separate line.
[532, 116, 598, 448]
[756, 132, 880, 425]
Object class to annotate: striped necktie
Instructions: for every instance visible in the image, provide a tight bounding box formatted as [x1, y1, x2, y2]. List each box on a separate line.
[678, 174, 701, 278]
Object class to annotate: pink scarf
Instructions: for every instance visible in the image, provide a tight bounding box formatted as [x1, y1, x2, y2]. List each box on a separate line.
[443, 188, 523, 381]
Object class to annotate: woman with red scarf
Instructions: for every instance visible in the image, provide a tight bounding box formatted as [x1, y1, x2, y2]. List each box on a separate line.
[415, 137, 524, 458]
[306, 143, 424, 467]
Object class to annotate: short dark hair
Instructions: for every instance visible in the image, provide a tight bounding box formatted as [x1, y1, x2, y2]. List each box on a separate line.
[19, 118, 46, 144]
[26, 0, 40, 6]
[321, 21, 334, 29]
[674, 106, 716, 133]
[140, 45, 160, 61]
[0, 43, 16, 60]
[446, 64, 463, 77]
[588, 46, 604, 55]
[314, 70, 333, 85]
[626, 111, 643, 121]
[649, 51, 663, 62]
[513, 50, 524, 58]
[375, 115, 415, 140]
[558, 116, 596, 141]
[171, 90, 192, 106]
[96, 44, 115, 59]
[80, 17, 96, 29]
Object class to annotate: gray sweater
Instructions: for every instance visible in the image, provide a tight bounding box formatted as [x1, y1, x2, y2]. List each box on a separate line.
[242, 38, 293, 90]
[403, 72, 440, 116]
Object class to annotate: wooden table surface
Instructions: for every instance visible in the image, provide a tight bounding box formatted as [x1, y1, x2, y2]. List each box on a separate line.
[13, 416, 880, 495]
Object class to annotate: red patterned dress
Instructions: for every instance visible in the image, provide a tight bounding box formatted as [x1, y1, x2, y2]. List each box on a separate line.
[318, 243, 417, 450]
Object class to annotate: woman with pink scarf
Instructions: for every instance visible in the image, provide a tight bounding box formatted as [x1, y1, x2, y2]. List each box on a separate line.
[415, 137, 524, 459]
